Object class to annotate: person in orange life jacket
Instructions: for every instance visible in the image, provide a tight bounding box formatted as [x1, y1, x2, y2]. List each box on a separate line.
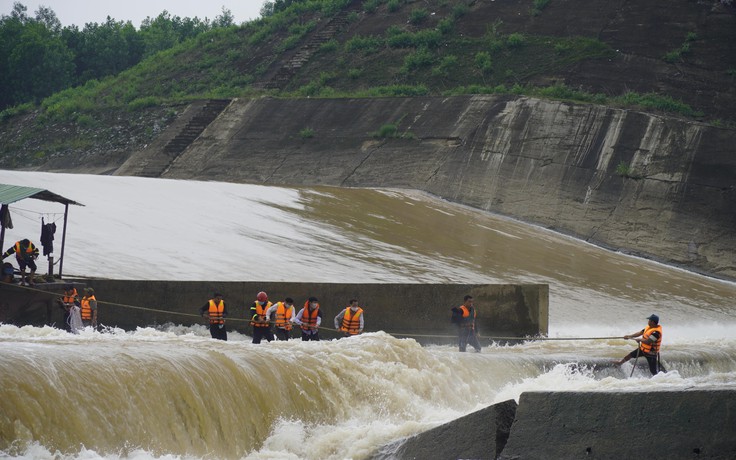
[334, 299, 364, 337]
[57, 284, 80, 333]
[616, 314, 666, 375]
[451, 295, 482, 353]
[293, 297, 322, 341]
[250, 291, 275, 344]
[265, 297, 296, 341]
[80, 287, 98, 329]
[199, 293, 229, 340]
[2, 239, 39, 286]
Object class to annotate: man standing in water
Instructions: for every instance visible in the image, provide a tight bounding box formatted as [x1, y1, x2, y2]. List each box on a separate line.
[451, 295, 482, 353]
[334, 299, 364, 337]
[80, 287, 98, 329]
[200, 293, 228, 340]
[250, 291, 274, 344]
[616, 314, 666, 375]
[293, 297, 322, 341]
[265, 297, 296, 340]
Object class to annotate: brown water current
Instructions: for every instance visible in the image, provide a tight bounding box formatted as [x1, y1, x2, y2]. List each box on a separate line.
[286, 187, 736, 327]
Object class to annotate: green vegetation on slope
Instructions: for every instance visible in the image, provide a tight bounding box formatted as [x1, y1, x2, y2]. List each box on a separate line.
[3, 0, 734, 170]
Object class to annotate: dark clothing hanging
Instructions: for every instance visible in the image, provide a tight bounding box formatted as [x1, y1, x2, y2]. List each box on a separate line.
[40, 219, 56, 256]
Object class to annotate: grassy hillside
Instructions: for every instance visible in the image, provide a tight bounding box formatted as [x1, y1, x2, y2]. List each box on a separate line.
[1, 0, 735, 169]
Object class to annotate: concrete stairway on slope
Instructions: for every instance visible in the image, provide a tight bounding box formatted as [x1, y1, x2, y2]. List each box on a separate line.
[263, 8, 354, 90]
[115, 99, 231, 178]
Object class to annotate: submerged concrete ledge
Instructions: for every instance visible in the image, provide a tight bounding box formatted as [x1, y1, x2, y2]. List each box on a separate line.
[0, 280, 548, 341]
[370, 399, 517, 460]
[375, 390, 736, 460]
[500, 390, 736, 459]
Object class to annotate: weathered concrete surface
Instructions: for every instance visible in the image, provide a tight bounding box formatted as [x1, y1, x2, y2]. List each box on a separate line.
[500, 390, 736, 460]
[146, 96, 736, 280]
[0, 282, 87, 328]
[370, 399, 517, 460]
[0, 280, 548, 340]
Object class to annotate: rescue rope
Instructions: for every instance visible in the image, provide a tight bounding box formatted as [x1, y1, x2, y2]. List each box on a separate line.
[2, 282, 630, 340]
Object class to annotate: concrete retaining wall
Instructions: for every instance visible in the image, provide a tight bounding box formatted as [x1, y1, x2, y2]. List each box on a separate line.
[371, 399, 517, 460]
[370, 390, 736, 459]
[145, 96, 736, 280]
[500, 390, 736, 459]
[0, 280, 548, 341]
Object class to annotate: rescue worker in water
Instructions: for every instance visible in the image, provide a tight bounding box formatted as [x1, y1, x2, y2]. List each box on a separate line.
[250, 291, 275, 344]
[451, 295, 482, 352]
[616, 314, 666, 375]
[334, 299, 364, 337]
[80, 287, 98, 329]
[265, 297, 296, 340]
[293, 297, 322, 341]
[199, 293, 228, 340]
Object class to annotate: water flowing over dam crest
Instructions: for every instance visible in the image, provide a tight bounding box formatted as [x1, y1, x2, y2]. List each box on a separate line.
[1, 171, 735, 459]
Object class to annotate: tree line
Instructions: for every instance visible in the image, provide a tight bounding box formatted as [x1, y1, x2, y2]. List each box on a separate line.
[0, 2, 236, 111]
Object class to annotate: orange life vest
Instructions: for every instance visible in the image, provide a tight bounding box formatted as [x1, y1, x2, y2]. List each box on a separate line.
[251, 300, 272, 327]
[81, 295, 96, 320]
[62, 288, 78, 304]
[341, 307, 363, 335]
[639, 324, 662, 355]
[274, 302, 293, 330]
[301, 301, 320, 331]
[14, 241, 36, 259]
[208, 299, 225, 325]
[459, 305, 475, 329]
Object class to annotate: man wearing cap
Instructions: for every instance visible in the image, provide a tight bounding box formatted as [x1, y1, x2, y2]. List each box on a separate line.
[199, 293, 229, 340]
[80, 287, 98, 329]
[616, 314, 666, 375]
[250, 291, 274, 344]
[293, 297, 322, 341]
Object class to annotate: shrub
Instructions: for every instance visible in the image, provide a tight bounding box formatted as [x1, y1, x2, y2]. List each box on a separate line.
[475, 51, 492, 74]
[76, 114, 95, 127]
[320, 39, 339, 53]
[364, 0, 382, 13]
[128, 96, 161, 112]
[506, 33, 526, 47]
[345, 35, 384, 53]
[409, 8, 429, 24]
[437, 18, 454, 35]
[387, 0, 402, 13]
[615, 161, 632, 177]
[373, 123, 399, 138]
[402, 48, 436, 73]
[432, 55, 458, 78]
[452, 4, 469, 19]
[348, 68, 363, 79]
[532, 0, 551, 15]
[300, 128, 315, 138]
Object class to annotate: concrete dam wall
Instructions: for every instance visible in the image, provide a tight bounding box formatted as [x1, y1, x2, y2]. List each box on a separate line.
[117, 96, 736, 280]
[0, 281, 548, 341]
[372, 390, 736, 459]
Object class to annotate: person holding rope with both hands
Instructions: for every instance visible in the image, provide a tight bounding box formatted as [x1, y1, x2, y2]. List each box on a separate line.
[616, 314, 666, 376]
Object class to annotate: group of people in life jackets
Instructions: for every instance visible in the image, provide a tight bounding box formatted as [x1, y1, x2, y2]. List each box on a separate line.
[199, 291, 364, 343]
[56, 284, 98, 334]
